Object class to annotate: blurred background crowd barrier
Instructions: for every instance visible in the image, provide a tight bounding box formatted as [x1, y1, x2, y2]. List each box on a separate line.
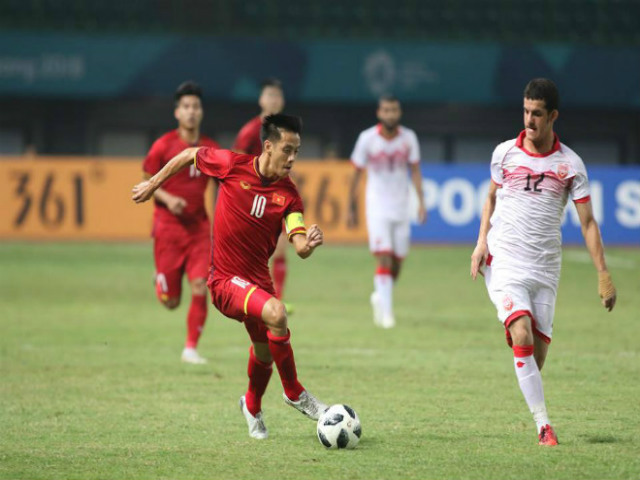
[2, 158, 637, 243]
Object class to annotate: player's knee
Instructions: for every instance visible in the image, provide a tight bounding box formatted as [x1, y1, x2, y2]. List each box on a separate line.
[162, 297, 181, 310]
[377, 255, 393, 269]
[191, 278, 208, 296]
[264, 300, 288, 331]
[508, 316, 533, 345]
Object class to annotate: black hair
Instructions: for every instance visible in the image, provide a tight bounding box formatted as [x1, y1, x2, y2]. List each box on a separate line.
[523, 78, 559, 112]
[260, 77, 283, 92]
[174, 81, 203, 104]
[260, 114, 303, 144]
[378, 94, 400, 105]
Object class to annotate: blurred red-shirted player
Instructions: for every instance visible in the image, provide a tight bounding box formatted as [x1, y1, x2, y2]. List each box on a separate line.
[233, 78, 291, 308]
[142, 81, 219, 365]
[133, 114, 328, 440]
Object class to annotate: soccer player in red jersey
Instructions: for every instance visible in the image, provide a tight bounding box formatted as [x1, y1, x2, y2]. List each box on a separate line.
[142, 81, 220, 365]
[133, 114, 328, 439]
[233, 79, 291, 307]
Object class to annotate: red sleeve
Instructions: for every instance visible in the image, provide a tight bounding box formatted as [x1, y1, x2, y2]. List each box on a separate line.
[286, 188, 305, 215]
[142, 138, 165, 175]
[194, 147, 233, 179]
[233, 122, 257, 153]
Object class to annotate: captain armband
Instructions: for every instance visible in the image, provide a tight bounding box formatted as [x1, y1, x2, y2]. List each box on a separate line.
[285, 212, 306, 240]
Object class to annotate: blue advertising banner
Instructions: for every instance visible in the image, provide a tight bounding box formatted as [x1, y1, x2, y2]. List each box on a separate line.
[411, 165, 640, 245]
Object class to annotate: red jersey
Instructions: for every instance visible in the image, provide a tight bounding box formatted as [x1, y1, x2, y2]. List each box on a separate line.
[143, 130, 219, 236]
[194, 148, 305, 292]
[232, 116, 263, 156]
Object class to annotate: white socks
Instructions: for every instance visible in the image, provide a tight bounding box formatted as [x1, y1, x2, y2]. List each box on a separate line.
[374, 269, 394, 319]
[513, 345, 550, 432]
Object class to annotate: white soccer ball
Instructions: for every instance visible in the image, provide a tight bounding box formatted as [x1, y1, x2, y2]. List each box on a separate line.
[316, 404, 361, 449]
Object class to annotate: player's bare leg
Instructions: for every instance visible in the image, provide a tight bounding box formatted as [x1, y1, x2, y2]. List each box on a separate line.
[181, 277, 208, 365]
[391, 255, 403, 282]
[372, 253, 395, 328]
[534, 337, 549, 371]
[508, 315, 557, 446]
[261, 297, 327, 420]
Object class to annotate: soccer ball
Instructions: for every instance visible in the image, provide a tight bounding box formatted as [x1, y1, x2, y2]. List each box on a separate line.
[316, 404, 361, 449]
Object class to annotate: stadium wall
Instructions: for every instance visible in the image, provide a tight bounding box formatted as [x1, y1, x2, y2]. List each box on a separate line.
[1, 31, 640, 107]
[1, 158, 638, 245]
[0, 158, 368, 242]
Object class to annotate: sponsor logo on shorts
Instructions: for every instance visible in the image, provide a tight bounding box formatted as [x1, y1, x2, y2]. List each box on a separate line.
[503, 294, 514, 311]
[231, 276, 251, 289]
[516, 361, 525, 368]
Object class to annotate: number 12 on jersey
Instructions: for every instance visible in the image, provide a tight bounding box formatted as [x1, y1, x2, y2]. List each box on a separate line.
[524, 173, 545, 193]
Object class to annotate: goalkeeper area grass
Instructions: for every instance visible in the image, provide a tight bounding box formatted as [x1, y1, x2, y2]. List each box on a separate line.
[1, 243, 639, 480]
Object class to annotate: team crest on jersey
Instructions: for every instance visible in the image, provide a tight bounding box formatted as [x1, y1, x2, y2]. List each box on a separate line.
[503, 295, 514, 312]
[557, 163, 569, 179]
[240, 181, 252, 190]
[272, 193, 285, 206]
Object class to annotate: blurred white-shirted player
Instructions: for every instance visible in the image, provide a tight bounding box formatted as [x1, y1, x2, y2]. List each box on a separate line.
[348, 95, 427, 328]
[470, 78, 617, 446]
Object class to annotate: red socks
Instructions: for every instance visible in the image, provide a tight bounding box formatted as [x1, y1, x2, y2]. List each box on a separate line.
[245, 346, 273, 415]
[185, 294, 207, 348]
[245, 330, 303, 414]
[272, 257, 287, 300]
[267, 329, 304, 401]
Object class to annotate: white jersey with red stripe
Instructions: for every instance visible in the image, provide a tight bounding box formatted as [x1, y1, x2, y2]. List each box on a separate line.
[351, 124, 421, 221]
[488, 131, 591, 271]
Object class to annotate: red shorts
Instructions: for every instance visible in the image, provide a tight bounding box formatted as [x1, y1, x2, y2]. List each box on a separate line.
[154, 230, 210, 301]
[208, 275, 273, 343]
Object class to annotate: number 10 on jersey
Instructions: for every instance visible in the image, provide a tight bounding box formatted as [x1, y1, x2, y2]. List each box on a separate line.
[250, 194, 267, 218]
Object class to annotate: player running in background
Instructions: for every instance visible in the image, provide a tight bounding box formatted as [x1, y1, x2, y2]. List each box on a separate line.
[142, 81, 220, 365]
[348, 95, 427, 329]
[233, 78, 291, 308]
[470, 78, 617, 446]
[133, 114, 327, 440]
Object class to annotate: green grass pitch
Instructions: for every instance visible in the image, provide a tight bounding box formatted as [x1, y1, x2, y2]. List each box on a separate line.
[1, 243, 639, 480]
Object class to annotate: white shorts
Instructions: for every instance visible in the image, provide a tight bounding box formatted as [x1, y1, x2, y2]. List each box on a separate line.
[484, 262, 559, 344]
[366, 214, 410, 258]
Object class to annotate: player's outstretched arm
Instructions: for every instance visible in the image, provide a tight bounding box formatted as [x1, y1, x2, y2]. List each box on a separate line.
[132, 147, 200, 203]
[470, 181, 498, 280]
[141, 173, 188, 215]
[575, 201, 617, 311]
[291, 224, 323, 259]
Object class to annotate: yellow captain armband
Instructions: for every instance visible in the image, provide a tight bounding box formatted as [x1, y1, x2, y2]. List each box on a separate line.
[285, 212, 306, 240]
[193, 148, 201, 169]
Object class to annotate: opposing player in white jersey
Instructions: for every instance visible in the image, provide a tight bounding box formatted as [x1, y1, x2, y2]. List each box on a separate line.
[348, 95, 427, 328]
[470, 78, 617, 446]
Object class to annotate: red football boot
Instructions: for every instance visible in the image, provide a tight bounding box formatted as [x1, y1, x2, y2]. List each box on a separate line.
[538, 424, 559, 446]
